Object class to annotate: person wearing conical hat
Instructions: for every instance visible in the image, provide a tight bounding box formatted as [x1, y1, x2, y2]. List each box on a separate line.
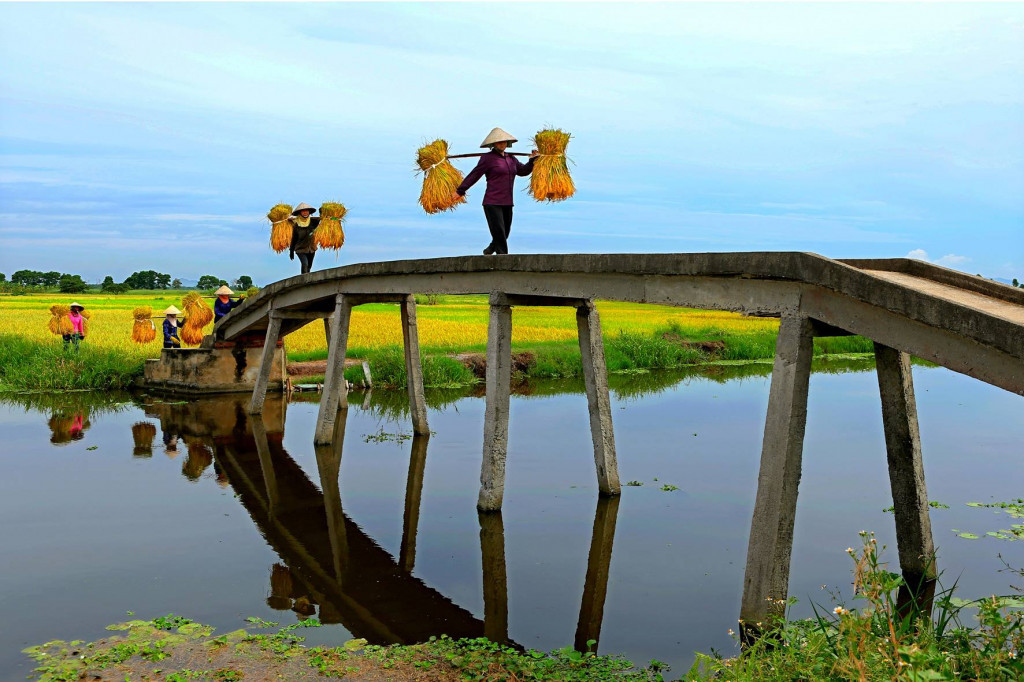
[162, 305, 185, 349]
[64, 302, 87, 352]
[288, 202, 321, 274]
[453, 127, 539, 255]
[213, 284, 243, 322]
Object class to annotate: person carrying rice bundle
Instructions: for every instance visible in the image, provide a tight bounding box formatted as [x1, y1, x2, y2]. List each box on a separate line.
[213, 285, 243, 322]
[64, 302, 87, 351]
[288, 203, 320, 274]
[453, 127, 538, 255]
[162, 306, 185, 349]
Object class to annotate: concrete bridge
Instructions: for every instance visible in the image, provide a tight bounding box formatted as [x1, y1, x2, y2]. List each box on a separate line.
[205, 252, 1023, 632]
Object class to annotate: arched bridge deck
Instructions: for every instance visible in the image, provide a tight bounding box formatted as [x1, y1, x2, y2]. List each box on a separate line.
[214, 252, 1023, 637]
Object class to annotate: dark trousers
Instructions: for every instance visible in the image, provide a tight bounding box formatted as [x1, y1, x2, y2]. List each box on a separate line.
[297, 251, 315, 274]
[483, 205, 513, 255]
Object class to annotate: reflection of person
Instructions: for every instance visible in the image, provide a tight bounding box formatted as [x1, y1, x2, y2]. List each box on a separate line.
[454, 128, 538, 255]
[213, 285, 243, 322]
[64, 302, 87, 351]
[48, 412, 90, 445]
[288, 203, 320, 275]
[162, 430, 180, 457]
[162, 306, 184, 349]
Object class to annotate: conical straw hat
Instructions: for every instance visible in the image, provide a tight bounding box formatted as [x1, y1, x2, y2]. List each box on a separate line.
[69, 302, 84, 310]
[214, 285, 234, 296]
[164, 305, 182, 315]
[480, 127, 517, 148]
[292, 202, 316, 215]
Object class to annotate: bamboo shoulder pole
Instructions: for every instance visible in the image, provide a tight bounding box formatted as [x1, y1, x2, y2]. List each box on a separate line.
[444, 151, 532, 158]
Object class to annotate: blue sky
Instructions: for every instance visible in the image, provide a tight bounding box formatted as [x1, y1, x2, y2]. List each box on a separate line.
[1, 3, 1021, 285]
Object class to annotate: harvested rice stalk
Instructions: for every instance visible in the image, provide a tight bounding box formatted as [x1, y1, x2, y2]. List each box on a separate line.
[131, 306, 156, 343]
[268, 203, 293, 253]
[180, 323, 205, 347]
[315, 202, 346, 250]
[416, 139, 466, 214]
[530, 128, 575, 202]
[47, 304, 74, 336]
[182, 291, 214, 328]
[180, 291, 212, 346]
[245, 286, 260, 298]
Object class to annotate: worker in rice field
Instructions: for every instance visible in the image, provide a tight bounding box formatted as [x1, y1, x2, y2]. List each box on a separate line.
[454, 128, 539, 255]
[64, 302, 87, 351]
[288, 202, 320, 274]
[213, 285, 243, 322]
[163, 306, 184, 349]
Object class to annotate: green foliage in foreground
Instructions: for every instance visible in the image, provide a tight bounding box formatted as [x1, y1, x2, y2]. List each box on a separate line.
[23, 534, 1024, 681]
[0, 334, 143, 391]
[685, 533, 1023, 681]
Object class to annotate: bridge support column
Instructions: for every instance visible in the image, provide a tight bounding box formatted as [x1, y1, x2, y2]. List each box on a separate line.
[875, 343, 936, 613]
[577, 301, 620, 495]
[478, 294, 620, 511]
[315, 295, 353, 444]
[248, 314, 283, 415]
[252, 417, 279, 517]
[740, 314, 814, 636]
[401, 295, 430, 435]
[478, 296, 513, 511]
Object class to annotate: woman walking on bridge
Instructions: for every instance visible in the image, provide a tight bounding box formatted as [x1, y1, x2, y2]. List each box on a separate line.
[454, 128, 538, 255]
[288, 203, 320, 274]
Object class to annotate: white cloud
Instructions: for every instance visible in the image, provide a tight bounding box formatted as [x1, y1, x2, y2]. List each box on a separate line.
[935, 254, 970, 267]
[906, 249, 970, 269]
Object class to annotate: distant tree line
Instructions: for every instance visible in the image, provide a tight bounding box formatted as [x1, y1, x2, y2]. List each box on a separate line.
[0, 270, 256, 294]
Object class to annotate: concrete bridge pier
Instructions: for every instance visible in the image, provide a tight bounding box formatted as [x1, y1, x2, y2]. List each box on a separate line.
[478, 293, 620, 511]
[740, 316, 938, 637]
[874, 343, 937, 612]
[312, 293, 430, 444]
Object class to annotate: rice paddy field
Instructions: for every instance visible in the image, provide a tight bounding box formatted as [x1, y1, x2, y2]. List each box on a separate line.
[0, 291, 874, 391]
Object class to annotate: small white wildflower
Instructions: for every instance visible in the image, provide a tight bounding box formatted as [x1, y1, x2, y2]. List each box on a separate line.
[727, 629, 735, 636]
[846, 547, 854, 554]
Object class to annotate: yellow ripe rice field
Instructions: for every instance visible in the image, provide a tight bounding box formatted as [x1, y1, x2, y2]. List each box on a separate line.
[0, 292, 781, 361]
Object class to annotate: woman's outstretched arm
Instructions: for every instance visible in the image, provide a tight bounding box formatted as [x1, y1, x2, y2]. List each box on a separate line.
[456, 156, 488, 196]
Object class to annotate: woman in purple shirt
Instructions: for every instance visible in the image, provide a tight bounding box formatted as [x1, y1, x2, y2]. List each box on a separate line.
[454, 127, 538, 255]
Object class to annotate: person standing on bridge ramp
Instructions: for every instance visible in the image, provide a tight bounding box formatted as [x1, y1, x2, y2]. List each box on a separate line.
[288, 203, 320, 274]
[453, 128, 539, 255]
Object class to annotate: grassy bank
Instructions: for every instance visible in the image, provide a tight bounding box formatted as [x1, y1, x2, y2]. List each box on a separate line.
[0, 334, 144, 391]
[23, 535, 1022, 681]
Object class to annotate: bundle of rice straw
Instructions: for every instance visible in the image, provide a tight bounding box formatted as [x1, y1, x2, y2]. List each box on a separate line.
[80, 309, 91, 335]
[529, 128, 575, 202]
[245, 286, 260, 298]
[268, 204, 293, 253]
[131, 306, 156, 343]
[47, 304, 74, 335]
[315, 202, 346, 250]
[416, 139, 466, 214]
[131, 421, 157, 457]
[180, 291, 213, 346]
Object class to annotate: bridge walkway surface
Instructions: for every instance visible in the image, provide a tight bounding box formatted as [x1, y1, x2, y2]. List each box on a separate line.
[199, 252, 1023, 638]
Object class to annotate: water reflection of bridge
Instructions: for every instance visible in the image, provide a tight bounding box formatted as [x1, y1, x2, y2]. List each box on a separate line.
[146, 395, 617, 651]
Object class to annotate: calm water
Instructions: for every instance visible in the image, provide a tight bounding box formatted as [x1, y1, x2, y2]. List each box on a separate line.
[2, 362, 1022, 678]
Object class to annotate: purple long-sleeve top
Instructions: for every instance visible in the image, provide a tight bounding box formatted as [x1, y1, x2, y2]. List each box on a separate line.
[456, 150, 535, 206]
